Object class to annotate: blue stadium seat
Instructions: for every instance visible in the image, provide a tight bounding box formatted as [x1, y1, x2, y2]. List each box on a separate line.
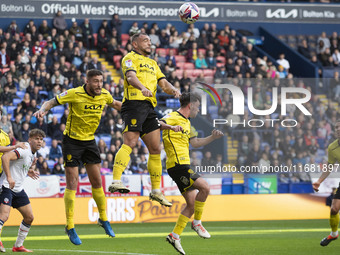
[16, 91, 25, 99]
[100, 135, 112, 148]
[44, 137, 52, 147]
[51, 105, 65, 114]
[166, 99, 180, 108]
[53, 113, 63, 122]
[6, 106, 16, 116]
[94, 136, 100, 144]
[12, 98, 22, 106]
[39, 91, 48, 97]
[47, 160, 56, 170]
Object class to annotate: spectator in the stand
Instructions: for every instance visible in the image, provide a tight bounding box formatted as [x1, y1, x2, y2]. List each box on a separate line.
[111, 14, 122, 38]
[332, 49, 340, 66]
[37, 140, 49, 159]
[52, 123, 64, 144]
[0, 115, 12, 135]
[195, 52, 208, 69]
[330, 71, 340, 100]
[48, 116, 60, 138]
[97, 28, 109, 54]
[319, 48, 332, 66]
[129, 22, 140, 36]
[169, 30, 182, 49]
[98, 19, 111, 36]
[11, 113, 23, 141]
[276, 53, 290, 72]
[7, 20, 20, 36]
[51, 157, 64, 174]
[0, 47, 10, 69]
[38, 20, 51, 39]
[244, 43, 257, 61]
[187, 42, 198, 63]
[159, 30, 170, 48]
[69, 19, 83, 42]
[0, 86, 13, 106]
[311, 54, 323, 77]
[80, 18, 94, 49]
[40, 161, 51, 175]
[217, 30, 229, 51]
[205, 50, 217, 70]
[298, 39, 311, 59]
[49, 139, 62, 161]
[79, 56, 94, 75]
[214, 66, 228, 83]
[34, 116, 48, 135]
[318, 31, 331, 49]
[8, 42, 19, 62]
[53, 11, 67, 35]
[201, 151, 216, 167]
[91, 57, 102, 71]
[330, 38, 338, 54]
[149, 28, 160, 47]
[316, 40, 327, 55]
[21, 122, 30, 141]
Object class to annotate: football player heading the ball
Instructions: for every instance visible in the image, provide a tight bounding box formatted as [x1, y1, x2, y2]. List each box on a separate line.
[108, 32, 181, 207]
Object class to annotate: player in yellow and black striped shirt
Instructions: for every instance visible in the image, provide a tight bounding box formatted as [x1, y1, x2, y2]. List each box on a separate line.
[160, 93, 223, 255]
[108, 32, 181, 207]
[33, 69, 121, 245]
[313, 120, 340, 246]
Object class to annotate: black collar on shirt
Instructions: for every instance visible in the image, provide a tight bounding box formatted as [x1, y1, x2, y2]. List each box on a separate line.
[176, 111, 188, 120]
[83, 84, 95, 98]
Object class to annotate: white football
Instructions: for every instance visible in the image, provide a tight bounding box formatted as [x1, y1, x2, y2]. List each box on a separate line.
[178, 2, 200, 24]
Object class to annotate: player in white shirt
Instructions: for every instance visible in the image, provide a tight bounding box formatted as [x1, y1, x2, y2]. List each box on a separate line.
[0, 129, 44, 253]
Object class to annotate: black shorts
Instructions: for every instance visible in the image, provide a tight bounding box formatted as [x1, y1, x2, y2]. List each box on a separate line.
[62, 135, 101, 167]
[0, 186, 30, 208]
[167, 164, 201, 194]
[121, 100, 160, 137]
[334, 184, 340, 199]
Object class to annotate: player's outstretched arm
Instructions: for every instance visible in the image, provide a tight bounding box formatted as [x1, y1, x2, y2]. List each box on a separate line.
[33, 98, 58, 118]
[126, 71, 153, 97]
[158, 79, 181, 98]
[1, 151, 18, 189]
[312, 163, 333, 192]
[190, 129, 224, 148]
[0, 142, 27, 153]
[159, 121, 183, 132]
[108, 99, 122, 111]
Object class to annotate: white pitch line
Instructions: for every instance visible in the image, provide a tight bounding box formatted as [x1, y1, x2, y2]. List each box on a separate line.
[31, 248, 156, 255]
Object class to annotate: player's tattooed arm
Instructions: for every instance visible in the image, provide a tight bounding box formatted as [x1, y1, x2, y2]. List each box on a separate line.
[33, 98, 58, 118]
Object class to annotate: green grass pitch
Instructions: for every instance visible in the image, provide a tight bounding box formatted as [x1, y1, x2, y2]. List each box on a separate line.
[0, 220, 337, 254]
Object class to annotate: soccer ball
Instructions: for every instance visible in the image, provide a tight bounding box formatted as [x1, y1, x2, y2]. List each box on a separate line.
[178, 2, 200, 24]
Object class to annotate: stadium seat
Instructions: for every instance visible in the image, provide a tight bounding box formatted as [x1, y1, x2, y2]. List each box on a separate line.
[94, 136, 100, 144]
[198, 48, 207, 56]
[166, 99, 180, 108]
[100, 135, 112, 148]
[16, 91, 25, 99]
[216, 56, 226, 65]
[174, 55, 186, 63]
[39, 91, 49, 99]
[113, 55, 122, 63]
[6, 106, 16, 116]
[47, 160, 56, 170]
[45, 137, 52, 147]
[12, 98, 22, 106]
[156, 48, 167, 57]
[121, 40, 128, 47]
[121, 34, 130, 41]
[203, 69, 215, 77]
[184, 63, 195, 70]
[51, 105, 65, 114]
[176, 62, 185, 69]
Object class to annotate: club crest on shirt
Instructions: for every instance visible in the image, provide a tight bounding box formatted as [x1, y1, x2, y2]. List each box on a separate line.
[180, 176, 189, 185]
[4, 198, 9, 204]
[60, 91, 68, 97]
[125, 59, 132, 68]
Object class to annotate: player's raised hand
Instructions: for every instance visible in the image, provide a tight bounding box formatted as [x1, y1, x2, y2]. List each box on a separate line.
[141, 87, 153, 97]
[173, 88, 181, 98]
[7, 177, 15, 189]
[312, 182, 320, 192]
[28, 169, 40, 180]
[33, 109, 47, 119]
[212, 129, 224, 139]
[171, 125, 183, 132]
[15, 142, 27, 149]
